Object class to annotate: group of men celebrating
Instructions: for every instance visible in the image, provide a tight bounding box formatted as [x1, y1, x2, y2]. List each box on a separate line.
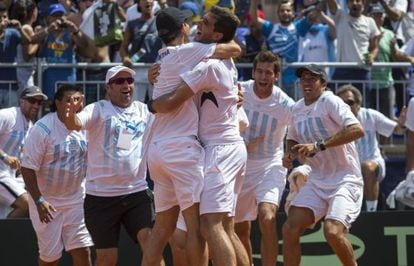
[4, 4, 414, 266]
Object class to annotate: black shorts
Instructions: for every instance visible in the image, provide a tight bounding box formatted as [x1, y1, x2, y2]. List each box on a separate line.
[84, 189, 155, 249]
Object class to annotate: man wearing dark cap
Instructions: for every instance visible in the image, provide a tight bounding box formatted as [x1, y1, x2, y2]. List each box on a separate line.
[281, 64, 365, 266]
[142, 6, 242, 266]
[0, 86, 47, 219]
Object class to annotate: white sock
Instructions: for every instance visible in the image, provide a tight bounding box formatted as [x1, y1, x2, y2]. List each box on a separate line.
[366, 200, 378, 212]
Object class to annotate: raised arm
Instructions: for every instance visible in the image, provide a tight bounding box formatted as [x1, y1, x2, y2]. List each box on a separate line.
[378, 0, 405, 22]
[148, 81, 195, 114]
[326, 0, 339, 15]
[249, 0, 265, 28]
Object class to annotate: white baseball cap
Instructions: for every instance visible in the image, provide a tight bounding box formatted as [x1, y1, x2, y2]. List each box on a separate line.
[105, 66, 136, 84]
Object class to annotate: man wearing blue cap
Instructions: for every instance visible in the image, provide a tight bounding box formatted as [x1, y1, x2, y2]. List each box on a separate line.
[25, 3, 95, 99]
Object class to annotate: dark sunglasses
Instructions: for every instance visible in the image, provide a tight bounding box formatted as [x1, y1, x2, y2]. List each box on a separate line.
[110, 77, 135, 85]
[344, 99, 356, 106]
[24, 97, 43, 105]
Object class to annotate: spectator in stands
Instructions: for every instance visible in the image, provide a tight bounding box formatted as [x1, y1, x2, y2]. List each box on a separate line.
[0, 86, 48, 219]
[236, 8, 266, 80]
[392, 36, 414, 98]
[179, 1, 200, 41]
[337, 84, 407, 212]
[64, 65, 157, 266]
[0, 2, 22, 108]
[406, 97, 414, 174]
[327, 0, 381, 99]
[249, 0, 312, 99]
[282, 64, 365, 266]
[120, 0, 162, 102]
[21, 84, 93, 266]
[25, 3, 95, 100]
[11, 0, 39, 92]
[368, 3, 398, 118]
[298, 0, 336, 78]
[371, 0, 408, 44]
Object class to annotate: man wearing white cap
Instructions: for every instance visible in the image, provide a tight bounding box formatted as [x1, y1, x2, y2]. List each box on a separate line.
[64, 65, 156, 266]
[0, 86, 47, 219]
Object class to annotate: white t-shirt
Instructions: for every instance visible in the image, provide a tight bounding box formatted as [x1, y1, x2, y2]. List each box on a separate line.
[355, 108, 397, 163]
[151, 42, 216, 141]
[240, 80, 294, 162]
[181, 58, 243, 145]
[287, 91, 363, 189]
[21, 113, 87, 207]
[0, 107, 32, 180]
[77, 100, 150, 196]
[334, 9, 380, 63]
[406, 97, 414, 131]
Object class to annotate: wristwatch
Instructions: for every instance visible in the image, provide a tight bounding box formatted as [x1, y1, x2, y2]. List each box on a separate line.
[315, 139, 326, 151]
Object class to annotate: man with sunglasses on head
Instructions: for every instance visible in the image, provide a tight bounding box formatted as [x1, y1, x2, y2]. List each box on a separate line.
[0, 86, 47, 219]
[64, 65, 157, 266]
[336, 84, 407, 212]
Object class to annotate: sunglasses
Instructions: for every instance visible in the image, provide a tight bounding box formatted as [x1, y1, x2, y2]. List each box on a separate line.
[24, 97, 43, 105]
[344, 100, 356, 106]
[110, 77, 135, 85]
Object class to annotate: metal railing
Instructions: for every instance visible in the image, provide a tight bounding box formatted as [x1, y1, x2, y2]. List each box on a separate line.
[1, 60, 412, 152]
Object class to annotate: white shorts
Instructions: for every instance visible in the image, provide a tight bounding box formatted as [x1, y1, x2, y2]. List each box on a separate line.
[235, 160, 286, 223]
[0, 176, 26, 206]
[200, 142, 247, 216]
[29, 200, 93, 262]
[291, 181, 363, 229]
[148, 137, 205, 213]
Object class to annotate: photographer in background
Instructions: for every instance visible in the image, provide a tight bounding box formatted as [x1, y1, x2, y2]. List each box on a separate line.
[0, 2, 22, 108]
[23, 3, 95, 100]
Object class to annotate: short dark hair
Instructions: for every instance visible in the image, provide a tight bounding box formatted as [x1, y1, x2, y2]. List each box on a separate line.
[336, 84, 362, 104]
[253, 51, 280, 74]
[209, 6, 240, 43]
[50, 84, 83, 112]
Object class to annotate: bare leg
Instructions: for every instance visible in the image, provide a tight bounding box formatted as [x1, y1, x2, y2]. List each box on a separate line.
[95, 248, 118, 266]
[200, 212, 236, 266]
[223, 216, 250, 266]
[69, 247, 92, 266]
[361, 160, 380, 211]
[282, 206, 314, 266]
[258, 202, 278, 266]
[182, 203, 208, 266]
[169, 228, 190, 266]
[234, 221, 252, 265]
[8, 193, 29, 218]
[324, 219, 357, 266]
[141, 206, 179, 266]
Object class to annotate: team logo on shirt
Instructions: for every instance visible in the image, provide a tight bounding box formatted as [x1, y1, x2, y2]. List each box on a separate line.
[200, 91, 218, 108]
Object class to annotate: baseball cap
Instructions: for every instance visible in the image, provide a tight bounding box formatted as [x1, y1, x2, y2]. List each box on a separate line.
[47, 3, 66, 16]
[156, 7, 194, 38]
[295, 64, 328, 82]
[20, 86, 48, 100]
[368, 3, 384, 14]
[105, 66, 136, 84]
[179, 1, 200, 16]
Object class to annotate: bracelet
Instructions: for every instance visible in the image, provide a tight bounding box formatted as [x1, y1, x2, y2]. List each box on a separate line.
[44, 27, 49, 34]
[35, 195, 45, 206]
[0, 153, 7, 161]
